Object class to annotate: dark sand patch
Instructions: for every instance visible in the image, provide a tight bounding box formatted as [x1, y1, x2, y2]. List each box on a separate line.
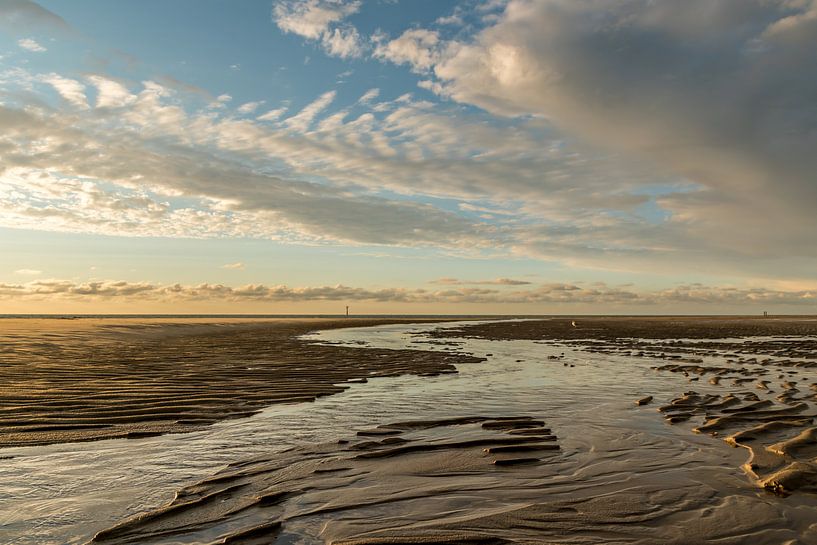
[0, 318, 482, 448]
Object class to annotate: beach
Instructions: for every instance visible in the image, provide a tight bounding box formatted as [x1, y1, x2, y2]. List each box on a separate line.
[2, 317, 817, 544]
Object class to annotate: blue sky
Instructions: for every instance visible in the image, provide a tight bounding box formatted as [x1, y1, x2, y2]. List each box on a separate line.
[0, 0, 816, 313]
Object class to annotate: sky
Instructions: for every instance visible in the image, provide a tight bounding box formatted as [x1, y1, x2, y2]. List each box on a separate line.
[0, 0, 815, 314]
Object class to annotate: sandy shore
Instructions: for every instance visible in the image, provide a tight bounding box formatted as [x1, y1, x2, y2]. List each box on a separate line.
[0, 318, 481, 448]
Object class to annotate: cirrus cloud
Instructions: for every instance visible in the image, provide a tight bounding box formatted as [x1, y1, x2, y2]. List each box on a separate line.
[17, 37, 46, 52]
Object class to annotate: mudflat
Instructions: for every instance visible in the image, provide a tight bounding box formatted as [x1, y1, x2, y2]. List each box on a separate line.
[0, 317, 480, 448]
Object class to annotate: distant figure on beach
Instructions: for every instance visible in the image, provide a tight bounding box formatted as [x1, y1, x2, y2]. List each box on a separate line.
[571, 320, 577, 327]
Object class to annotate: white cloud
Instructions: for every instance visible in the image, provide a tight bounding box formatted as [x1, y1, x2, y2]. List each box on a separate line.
[284, 90, 336, 132]
[430, 277, 532, 286]
[87, 75, 136, 108]
[321, 25, 364, 58]
[273, 0, 359, 39]
[257, 107, 288, 121]
[273, 0, 365, 58]
[221, 262, 245, 270]
[417, 79, 445, 95]
[41, 73, 87, 108]
[436, 13, 464, 26]
[17, 38, 46, 52]
[237, 101, 264, 114]
[14, 269, 42, 276]
[373, 29, 444, 72]
[357, 88, 380, 103]
[209, 93, 232, 108]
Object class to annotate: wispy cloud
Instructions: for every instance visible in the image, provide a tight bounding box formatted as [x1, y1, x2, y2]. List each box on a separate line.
[257, 106, 288, 121]
[430, 277, 532, 286]
[237, 101, 264, 114]
[17, 37, 46, 52]
[41, 73, 87, 108]
[284, 90, 337, 131]
[357, 88, 380, 103]
[221, 262, 246, 270]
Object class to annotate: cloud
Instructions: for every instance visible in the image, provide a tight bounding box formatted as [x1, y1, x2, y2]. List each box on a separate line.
[237, 101, 264, 114]
[41, 73, 88, 108]
[284, 90, 337, 131]
[373, 29, 444, 72]
[17, 37, 46, 52]
[423, 0, 817, 261]
[430, 277, 532, 286]
[0, 278, 814, 309]
[3, 39, 816, 283]
[0, 86, 490, 248]
[221, 262, 246, 270]
[14, 268, 42, 276]
[357, 88, 380, 103]
[273, 0, 365, 58]
[321, 26, 364, 58]
[257, 106, 288, 121]
[87, 75, 137, 108]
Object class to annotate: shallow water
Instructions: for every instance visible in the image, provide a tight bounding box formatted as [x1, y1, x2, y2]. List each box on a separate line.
[1, 320, 816, 544]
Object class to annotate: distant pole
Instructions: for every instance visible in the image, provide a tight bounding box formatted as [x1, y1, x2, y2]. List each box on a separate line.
[346, 305, 349, 317]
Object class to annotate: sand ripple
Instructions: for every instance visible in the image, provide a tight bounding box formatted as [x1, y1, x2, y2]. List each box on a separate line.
[0, 319, 480, 448]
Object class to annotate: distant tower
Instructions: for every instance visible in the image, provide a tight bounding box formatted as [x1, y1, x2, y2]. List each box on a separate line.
[346, 305, 349, 317]
[763, 311, 768, 317]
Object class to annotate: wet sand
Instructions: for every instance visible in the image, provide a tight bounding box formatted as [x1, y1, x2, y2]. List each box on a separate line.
[434, 316, 817, 497]
[0, 318, 480, 448]
[6, 316, 817, 544]
[87, 414, 568, 545]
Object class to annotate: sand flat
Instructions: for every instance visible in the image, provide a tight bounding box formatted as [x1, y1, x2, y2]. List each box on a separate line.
[0, 317, 479, 448]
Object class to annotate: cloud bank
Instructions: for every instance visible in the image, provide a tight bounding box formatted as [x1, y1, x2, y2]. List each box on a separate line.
[0, 279, 814, 310]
